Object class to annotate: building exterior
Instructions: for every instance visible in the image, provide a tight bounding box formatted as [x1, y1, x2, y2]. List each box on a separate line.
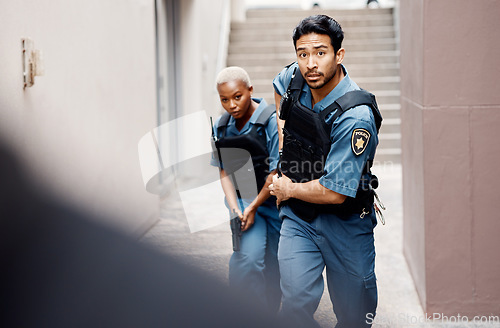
[400, 0, 500, 317]
[0, 0, 228, 234]
[1, 0, 498, 319]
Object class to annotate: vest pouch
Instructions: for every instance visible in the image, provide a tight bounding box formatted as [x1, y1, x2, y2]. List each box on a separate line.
[326, 175, 376, 219]
[215, 146, 259, 199]
[214, 144, 250, 175]
[337, 188, 374, 217]
[281, 127, 325, 183]
[282, 175, 376, 222]
[215, 127, 270, 193]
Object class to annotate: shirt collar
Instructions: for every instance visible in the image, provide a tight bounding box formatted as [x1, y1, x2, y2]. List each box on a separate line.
[248, 98, 267, 124]
[300, 65, 353, 112]
[227, 97, 267, 128]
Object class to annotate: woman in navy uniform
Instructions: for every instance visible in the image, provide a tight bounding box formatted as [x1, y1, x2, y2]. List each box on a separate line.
[211, 67, 281, 312]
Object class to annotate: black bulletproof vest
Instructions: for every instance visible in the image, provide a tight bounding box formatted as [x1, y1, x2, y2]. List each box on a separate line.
[279, 69, 383, 221]
[214, 105, 276, 193]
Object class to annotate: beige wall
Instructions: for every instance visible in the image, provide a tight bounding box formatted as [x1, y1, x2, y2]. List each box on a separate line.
[0, 0, 159, 234]
[400, 0, 426, 308]
[178, 0, 229, 120]
[401, 0, 500, 316]
[152, 0, 229, 185]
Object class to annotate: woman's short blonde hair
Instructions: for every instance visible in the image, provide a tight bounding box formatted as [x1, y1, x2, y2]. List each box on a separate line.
[216, 66, 252, 87]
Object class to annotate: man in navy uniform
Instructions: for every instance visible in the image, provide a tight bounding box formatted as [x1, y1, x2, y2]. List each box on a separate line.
[269, 15, 382, 327]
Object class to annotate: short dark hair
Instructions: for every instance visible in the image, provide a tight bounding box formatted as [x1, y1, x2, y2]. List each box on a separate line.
[292, 15, 344, 53]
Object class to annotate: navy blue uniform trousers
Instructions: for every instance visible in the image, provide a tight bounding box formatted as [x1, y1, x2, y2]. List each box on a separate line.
[229, 198, 282, 312]
[278, 208, 378, 327]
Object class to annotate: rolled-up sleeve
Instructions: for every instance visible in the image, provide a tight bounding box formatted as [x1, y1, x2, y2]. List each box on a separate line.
[319, 111, 377, 198]
[210, 118, 222, 168]
[265, 113, 280, 171]
[272, 63, 297, 97]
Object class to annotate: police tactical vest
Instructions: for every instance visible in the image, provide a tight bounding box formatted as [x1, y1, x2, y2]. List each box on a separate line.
[279, 67, 383, 221]
[215, 104, 276, 193]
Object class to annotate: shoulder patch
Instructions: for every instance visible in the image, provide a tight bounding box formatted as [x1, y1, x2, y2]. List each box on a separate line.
[351, 128, 371, 156]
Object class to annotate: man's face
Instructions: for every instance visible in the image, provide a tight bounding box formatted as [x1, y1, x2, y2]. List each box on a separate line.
[217, 80, 253, 120]
[295, 33, 339, 90]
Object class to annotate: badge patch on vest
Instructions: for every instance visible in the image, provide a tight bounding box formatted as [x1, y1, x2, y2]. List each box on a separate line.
[351, 129, 370, 156]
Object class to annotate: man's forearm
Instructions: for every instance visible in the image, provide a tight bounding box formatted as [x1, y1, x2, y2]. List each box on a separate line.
[290, 180, 346, 204]
[247, 170, 277, 211]
[270, 174, 347, 205]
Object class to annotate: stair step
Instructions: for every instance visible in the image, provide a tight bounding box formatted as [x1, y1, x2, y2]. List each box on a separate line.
[370, 90, 400, 105]
[378, 133, 401, 149]
[354, 76, 400, 91]
[229, 42, 295, 55]
[230, 26, 396, 42]
[344, 50, 400, 64]
[245, 8, 394, 19]
[358, 81, 400, 91]
[344, 39, 398, 52]
[240, 66, 285, 80]
[253, 85, 277, 97]
[229, 6, 400, 162]
[379, 118, 401, 134]
[232, 14, 394, 29]
[227, 54, 297, 67]
[374, 148, 401, 164]
[347, 62, 400, 78]
[378, 104, 400, 119]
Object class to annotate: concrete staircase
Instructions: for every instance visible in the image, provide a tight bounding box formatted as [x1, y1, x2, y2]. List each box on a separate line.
[227, 7, 401, 163]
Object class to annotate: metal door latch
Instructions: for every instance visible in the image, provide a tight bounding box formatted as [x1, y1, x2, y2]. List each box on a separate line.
[22, 38, 44, 89]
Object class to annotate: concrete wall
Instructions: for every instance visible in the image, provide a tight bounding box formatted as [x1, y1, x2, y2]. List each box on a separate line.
[0, 0, 159, 234]
[400, 0, 427, 309]
[154, 0, 228, 186]
[401, 0, 500, 316]
[177, 0, 229, 120]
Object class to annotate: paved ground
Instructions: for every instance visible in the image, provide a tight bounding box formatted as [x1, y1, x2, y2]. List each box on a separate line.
[141, 164, 499, 327]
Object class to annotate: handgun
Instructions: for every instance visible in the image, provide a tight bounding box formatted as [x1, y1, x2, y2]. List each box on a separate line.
[230, 209, 242, 252]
